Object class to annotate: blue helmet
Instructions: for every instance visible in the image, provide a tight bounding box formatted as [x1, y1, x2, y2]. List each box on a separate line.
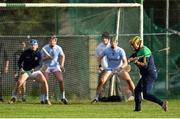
[30, 39, 38, 45]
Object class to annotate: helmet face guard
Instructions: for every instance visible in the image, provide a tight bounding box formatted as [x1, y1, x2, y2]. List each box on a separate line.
[129, 36, 142, 51]
[129, 36, 141, 45]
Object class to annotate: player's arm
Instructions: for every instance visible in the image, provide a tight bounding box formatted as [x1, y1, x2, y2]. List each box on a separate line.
[120, 56, 128, 69]
[134, 56, 148, 68]
[4, 60, 9, 74]
[58, 46, 65, 71]
[97, 56, 102, 67]
[97, 54, 104, 71]
[134, 48, 150, 68]
[128, 52, 137, 63]
[95, 46, 103, 71]
[95, 47, 100, 66]
[59, 53, 65, 72]
[3, 48, 9, 73]
[96, 52, 102, 68]
[118, 49, 128, 69]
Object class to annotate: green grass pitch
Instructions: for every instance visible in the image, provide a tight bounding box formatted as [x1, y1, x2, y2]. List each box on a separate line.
[0, 99, 179, 118]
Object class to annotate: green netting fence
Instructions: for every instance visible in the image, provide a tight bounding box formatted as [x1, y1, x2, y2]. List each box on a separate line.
[0, 2, 179, 101]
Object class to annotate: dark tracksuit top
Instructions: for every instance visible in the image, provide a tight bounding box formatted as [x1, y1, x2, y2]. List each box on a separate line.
[18, 48, 41, 71]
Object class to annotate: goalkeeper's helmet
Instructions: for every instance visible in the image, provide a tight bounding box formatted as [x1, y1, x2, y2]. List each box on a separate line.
[129, 36, 141, 45]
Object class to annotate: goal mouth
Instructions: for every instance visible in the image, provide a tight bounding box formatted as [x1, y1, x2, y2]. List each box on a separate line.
[0, 3, 143, 100]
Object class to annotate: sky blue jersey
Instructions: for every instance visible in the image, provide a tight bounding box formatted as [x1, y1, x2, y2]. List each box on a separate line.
[41, 44, 64, 67]
[102, 47, 126, 70]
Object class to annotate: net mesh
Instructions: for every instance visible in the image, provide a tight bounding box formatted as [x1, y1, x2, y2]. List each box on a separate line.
[0, 3, 179, 101]
[0, 6, 140, 100]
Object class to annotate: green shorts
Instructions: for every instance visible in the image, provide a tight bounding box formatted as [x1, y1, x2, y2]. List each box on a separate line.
[24, 70, 33, 76]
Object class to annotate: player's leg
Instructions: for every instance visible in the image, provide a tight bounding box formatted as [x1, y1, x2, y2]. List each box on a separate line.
[12, 77, 26, 102]
[33, 71, 51, 105]
[134, 79, 143, 111]
[91, 70, 112, 103]
[142, 74, 168, 111]
[13, 73, 22, 101]
[21, 81, 26, 102]
[53, 70, 68, 104]
[118, 71, 135, 93]
[9, 73, 29, 103]
[41, 69, 50, 104]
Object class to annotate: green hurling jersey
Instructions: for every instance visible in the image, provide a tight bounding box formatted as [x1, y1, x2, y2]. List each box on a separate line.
[137, 46, 151, 57]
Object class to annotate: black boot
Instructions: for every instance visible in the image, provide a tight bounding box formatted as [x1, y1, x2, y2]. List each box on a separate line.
[134, 103, 141, 112]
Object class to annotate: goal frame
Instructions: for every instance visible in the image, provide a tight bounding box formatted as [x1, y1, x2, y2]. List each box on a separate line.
[0, 3, 144, 99]
[0, 3, 144, 42]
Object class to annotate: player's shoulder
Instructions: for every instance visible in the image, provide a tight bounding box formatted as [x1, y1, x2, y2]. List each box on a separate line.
[143, 45, 151, 50]
[53, 45, 63, 53]
[96, 42, 104, 48]
[96, 42, 103, 51]
[142, 46, 151, 53]
[24, 48, 31, 52]
[138, 46, 151, 57]
[22, 48, 32, 55]
[116, 46, 125, 52]
[54, 44, 62, 50]
[98, 42, 104, 46]
[115, 47, 126, 55]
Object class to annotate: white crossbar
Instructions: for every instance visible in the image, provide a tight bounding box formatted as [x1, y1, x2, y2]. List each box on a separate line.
[0, 3, 141, 8]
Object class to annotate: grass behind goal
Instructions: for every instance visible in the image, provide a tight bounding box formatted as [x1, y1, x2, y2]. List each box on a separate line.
[0, 99, 179, 118]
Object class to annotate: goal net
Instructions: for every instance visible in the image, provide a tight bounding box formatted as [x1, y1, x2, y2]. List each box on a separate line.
[0, 3, 143, 101]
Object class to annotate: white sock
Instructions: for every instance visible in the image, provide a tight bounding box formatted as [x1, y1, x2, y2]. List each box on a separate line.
[12, 91, 17, 99]
[60, 91, 65, 99]
[40, 94, 44, 101]
[95, 92, 100, 100]
[12, 95, 17, 99]
[45, 94, 49, 100]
